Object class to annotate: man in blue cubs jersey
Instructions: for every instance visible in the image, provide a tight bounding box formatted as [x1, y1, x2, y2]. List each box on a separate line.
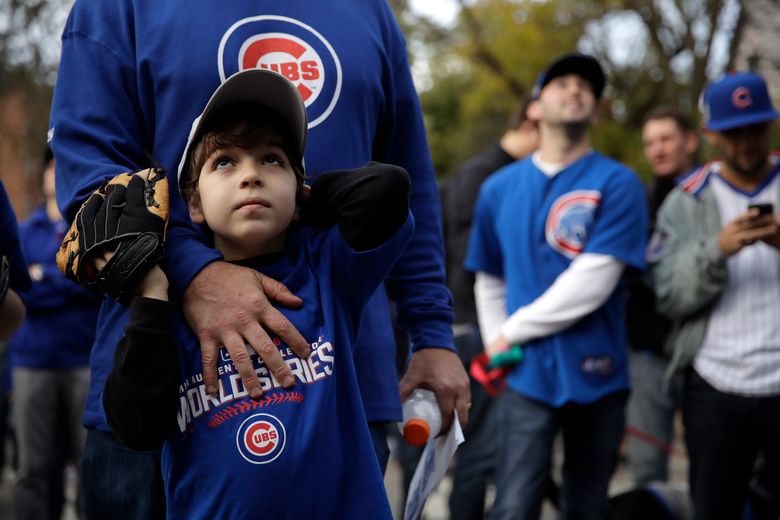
[466, 53, 647, 519]
[101, 69, 413, 519]
[50, 1, 468, 516]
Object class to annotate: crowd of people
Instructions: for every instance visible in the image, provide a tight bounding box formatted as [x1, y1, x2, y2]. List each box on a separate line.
[1, 2, 779, 520]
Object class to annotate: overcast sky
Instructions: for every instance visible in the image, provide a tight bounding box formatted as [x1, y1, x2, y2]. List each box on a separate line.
[409, 0, 459, 26]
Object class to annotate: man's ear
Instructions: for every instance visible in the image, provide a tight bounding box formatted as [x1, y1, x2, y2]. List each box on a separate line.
[188, 190, 205, 224]
[526, 99, 542, 122]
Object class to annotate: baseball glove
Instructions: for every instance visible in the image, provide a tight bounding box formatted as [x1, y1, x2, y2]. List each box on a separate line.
[57, 167, 169, 305]
[0, 256, 9, 305]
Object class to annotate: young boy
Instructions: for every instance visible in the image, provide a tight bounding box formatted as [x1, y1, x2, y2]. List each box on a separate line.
[100, 69, 414, 519]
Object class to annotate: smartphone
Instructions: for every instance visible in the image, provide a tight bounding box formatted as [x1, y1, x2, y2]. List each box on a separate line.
[748, 202, 774, 215]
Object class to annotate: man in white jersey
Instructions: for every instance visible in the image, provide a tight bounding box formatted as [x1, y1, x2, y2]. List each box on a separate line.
[650, 72, 780, 520]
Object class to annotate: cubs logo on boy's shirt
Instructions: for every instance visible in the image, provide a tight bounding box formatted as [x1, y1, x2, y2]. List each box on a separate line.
[466, 152, 647, 406]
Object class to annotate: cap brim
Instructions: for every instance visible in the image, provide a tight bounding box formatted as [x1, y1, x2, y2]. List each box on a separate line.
[540, 54, 605, 99]
[706, 109, 779, 131]
[177, 69, 307, 187]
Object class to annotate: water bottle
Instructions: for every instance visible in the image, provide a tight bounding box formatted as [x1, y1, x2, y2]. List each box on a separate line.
[398, 388, 442, 446]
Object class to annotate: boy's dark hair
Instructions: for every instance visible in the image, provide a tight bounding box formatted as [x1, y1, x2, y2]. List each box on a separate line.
[643, 107, 694, 134]
[180, 103, 305, 207]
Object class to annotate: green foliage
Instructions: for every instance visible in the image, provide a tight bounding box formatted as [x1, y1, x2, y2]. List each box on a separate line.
[403, 0, 743, 179]
[421, 0, 593, 178]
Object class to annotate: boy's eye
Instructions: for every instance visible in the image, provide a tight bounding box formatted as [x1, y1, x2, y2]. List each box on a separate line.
[213, 157, 233, 170]
[263, 154, 283, 166]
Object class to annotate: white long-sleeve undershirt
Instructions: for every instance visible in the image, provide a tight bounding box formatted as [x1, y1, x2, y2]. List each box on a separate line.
[474, 252, 625, 346]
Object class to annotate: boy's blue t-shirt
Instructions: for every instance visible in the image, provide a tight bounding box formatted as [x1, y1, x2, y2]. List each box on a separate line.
[51, 0, 451, 431]
[162, 215, 413, 519]
[466, 152, 648, 406]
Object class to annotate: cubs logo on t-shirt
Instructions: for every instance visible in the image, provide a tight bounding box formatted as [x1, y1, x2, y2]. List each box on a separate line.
[236, 413, 287, 465]
[545, 190, 601, 258]
[218, 15, 342, 128]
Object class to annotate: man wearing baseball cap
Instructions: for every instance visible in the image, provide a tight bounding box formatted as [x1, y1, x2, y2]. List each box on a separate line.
[650, 71, 780, 519]
[466, 53, 647, 518]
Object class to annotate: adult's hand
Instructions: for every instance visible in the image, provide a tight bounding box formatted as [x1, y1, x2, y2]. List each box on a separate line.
[719, 209, 780, 256]
[183, 261, 310, 399]
[758, 214, 780, 250]
[400, 348, 471, 434]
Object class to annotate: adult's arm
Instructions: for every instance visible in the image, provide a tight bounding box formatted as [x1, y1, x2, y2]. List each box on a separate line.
[304, 162, 410, 251]
[0, 289, 25, 341]
[0, 182, 30, 339]
[479, 253, 625, 353]
[650, 189, 728, 319]
[103, 297, 178, 450]
[473, 271, 507, 345]
[50, 5, 308, 401]
[374, 10, 469, 429]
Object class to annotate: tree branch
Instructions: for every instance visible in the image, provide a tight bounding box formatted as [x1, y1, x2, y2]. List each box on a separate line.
[456, 0, 526, 98]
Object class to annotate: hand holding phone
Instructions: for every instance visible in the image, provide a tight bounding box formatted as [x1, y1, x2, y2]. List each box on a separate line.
[748, 202, 774, 216]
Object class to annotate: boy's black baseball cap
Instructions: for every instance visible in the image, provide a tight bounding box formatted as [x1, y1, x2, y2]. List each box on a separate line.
[177, 68, 308, 190]
[531, 53, 605, 100]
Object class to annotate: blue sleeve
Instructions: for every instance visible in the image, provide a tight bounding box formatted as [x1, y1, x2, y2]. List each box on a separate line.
[50, 2, 220, 297]
[0, 183, 31, 302]
[465, 182, 504, 277]
[583, 168, 648, 269]
[331, 213, 415, 323]
[372, 9, 454, 351]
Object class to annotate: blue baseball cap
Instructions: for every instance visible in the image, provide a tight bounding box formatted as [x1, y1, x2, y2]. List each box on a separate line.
[702, 72, 779, 131]
[531, 53, 605, 100]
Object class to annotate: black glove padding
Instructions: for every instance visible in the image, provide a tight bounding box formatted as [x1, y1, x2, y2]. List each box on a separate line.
[57, 168, 169, 305]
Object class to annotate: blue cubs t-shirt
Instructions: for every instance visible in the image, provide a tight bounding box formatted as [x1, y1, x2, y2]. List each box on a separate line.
[466, 151, 647, 406]
[162, 215, 413, 519]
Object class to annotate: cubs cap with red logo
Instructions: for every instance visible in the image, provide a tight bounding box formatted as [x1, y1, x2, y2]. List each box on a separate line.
[177, 68, 308, 190]
[702, 72, 779, 131]
[531, 53, 605, 100]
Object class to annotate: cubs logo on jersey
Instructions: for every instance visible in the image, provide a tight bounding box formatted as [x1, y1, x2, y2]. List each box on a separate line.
[218, 15, 342, 128]
[236, 413, 286, 464]
[545, 190, 601, 258]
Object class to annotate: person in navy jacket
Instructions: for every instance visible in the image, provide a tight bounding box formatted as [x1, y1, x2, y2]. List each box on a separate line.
[9, 150, 101, 520]
[0, 179, 29, 340]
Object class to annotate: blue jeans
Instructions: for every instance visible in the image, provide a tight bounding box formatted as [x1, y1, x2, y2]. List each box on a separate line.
[491, 389, 627, 520]
[625, 351, 683, 484]
[684, 370, 780, 520]
[81, 429, 165, 520]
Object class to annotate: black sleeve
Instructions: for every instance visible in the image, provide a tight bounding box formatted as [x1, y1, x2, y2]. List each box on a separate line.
[103, 297, 179, 451]
[301, 161, 411, 251]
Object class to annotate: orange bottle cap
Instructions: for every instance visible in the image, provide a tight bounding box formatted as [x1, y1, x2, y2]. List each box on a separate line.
[403, 418, 431, 446]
